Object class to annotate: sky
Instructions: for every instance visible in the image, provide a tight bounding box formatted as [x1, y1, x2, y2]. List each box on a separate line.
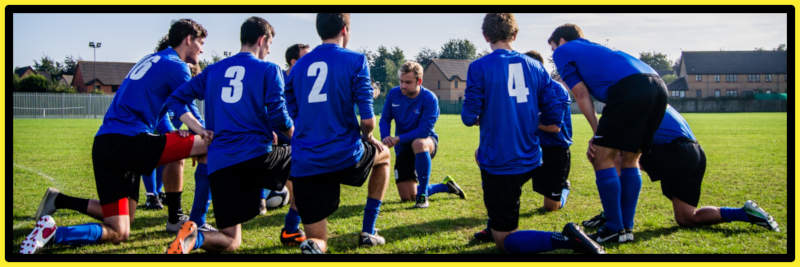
[13, 13, 787, 74]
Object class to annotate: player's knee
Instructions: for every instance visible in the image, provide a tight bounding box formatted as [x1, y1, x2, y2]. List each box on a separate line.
[375, 147, 391, 165]
[109, 229, 130, 244]
[674, 211, 697, 227]
[225, 239, 242, 252]
[411, 139, 428, 153]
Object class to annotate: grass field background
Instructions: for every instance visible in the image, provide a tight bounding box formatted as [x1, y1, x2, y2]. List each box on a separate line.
[11, 113, 788, 254]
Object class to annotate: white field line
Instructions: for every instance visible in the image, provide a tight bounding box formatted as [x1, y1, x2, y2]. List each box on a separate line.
[12, 163, 64, 228]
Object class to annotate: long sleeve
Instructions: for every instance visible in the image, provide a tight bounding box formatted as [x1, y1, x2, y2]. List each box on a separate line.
[379, 93, 393, 140]
[537, 71, 569, 126]
[353, 56, 374, 119]
[264, 64, 293, 132]
[285, 68, 298, 119]
[166, 69, 207, 120]
[398, 93, 439, 143]
[461, 62, 484, 126]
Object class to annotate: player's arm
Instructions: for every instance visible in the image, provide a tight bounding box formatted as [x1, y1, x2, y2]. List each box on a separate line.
[553, 50, 597, 133]
[571, 82, 598, 133]
[398, 93, 439, 144]
[285, 68, 298, 119]
[461, 63, 484, 126]
[265, 65, 294, 138]
[156, 108, 177, 133]
[379, 92, 394, 147]
[166, 71, 212, 142]
[353, 56, 386, 152]
[537, 74, 570, 133]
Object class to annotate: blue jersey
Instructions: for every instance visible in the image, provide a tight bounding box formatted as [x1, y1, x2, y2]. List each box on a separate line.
[536, 82, 573, 148]
[553, 38, 657, 102]
[286, 43, 374, 177]
[379, 86, 439, 154]
[461, 49, 568, 175]
[652, 105, 696, 145]
[97, 48, 190, 136]
[156, 101, 204, 134]
[165, 52, 293, 175]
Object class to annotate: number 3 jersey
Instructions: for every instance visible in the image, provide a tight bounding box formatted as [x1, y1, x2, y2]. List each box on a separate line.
[97, 47, 191, 137]
[461, 49, 568, 175]
[166, 52, 293, 175]
[285, 43, 375, 177]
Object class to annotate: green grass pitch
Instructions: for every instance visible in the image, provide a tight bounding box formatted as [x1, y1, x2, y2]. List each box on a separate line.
[11, 113, 787, 254]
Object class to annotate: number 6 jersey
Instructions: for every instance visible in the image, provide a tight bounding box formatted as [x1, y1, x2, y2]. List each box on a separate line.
[165, 52, 293, 175]
[285, 43, 375, 178]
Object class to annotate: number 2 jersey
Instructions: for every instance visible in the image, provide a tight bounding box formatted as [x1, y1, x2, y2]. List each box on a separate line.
[165, 52, 293, 175]
[461, 49, 568, 175]
[97, 47, 190, 137]
[286, 43, 375, 178]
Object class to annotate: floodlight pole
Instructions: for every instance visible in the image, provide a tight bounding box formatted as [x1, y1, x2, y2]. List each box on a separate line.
[88, 41, 102, 92]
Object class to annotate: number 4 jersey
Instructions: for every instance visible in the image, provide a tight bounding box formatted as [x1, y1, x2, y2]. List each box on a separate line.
[461, 49, 568, 175]
[166, 52, 293, 175]
[97, 47, 191, 137]
[285, 43, 375, 178]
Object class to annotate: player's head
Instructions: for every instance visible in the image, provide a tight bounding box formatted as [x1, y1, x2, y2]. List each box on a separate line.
[285, 43, 311, 67]
[316, 13, 351, 47]
[482, 13, 518, 44]
[524, 50, 544, 63]
[548, 23, 583, 51]
[398, 61, 424, 94]
[157, 18, 207, 64]
[241, 16, 276, 60]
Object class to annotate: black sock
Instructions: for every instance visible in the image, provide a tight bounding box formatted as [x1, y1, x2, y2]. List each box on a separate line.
[166, 192, 183, 223]
[54, 193, 89, 213]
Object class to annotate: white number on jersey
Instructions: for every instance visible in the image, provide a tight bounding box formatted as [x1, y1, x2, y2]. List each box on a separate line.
[128, 55, 161, 80]
[307, 61, 328, 103]
[221, 66, 245, 104]
[507, 63, 529, 103]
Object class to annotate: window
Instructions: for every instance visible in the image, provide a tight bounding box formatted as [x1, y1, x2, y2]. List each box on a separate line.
[765, 74, 773, 82]
[671, 90, 679, 97]
[437, 80, 441, 89]
[766, 89, 772, 94]
[679, 91, 686, 98]
[725, 74, 737, 82]
[726, 89, 738, 97]
[454, 80, 459, 88]
[748, 74, 760, 82]
[696, 90, 702, 97]
[714, 74, 720, 82]
[695, 75, 702, 81]
[714, 89, 721, 97]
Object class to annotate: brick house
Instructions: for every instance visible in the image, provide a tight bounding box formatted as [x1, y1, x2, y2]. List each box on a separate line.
[422, 58, 470, 101]
[72, 61, 135, 94]
[670, 51, 787, 98]
[14, 66, 37, 78]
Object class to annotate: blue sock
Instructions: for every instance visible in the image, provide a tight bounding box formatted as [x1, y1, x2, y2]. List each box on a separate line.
[190, 163, 210, 225]
[261, 189, 269, 199]
[53, 223, 102, 245]
[560, 187, 570, 208]
[362, 197, 382, 234]
[193, 231, 204, 250]
[595, 168, 623, 232]
[427, 183, 449, 195]
[156, 166, 164, 194]
[142, 169, 157, 194]
[720, 207, 751, 222]
[503, 230, 557, 253]
[414, 152, 432, 197]
[284, 207, 301, 233]
[619, 168, 642, 229]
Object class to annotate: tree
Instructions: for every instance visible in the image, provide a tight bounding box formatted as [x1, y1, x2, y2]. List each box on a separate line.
[661, 74, 678, 85]
[775, 44, 786, 51]
[198, 54, 224, 70]
[18, 74, 50, 92]
[62, 55, 80, 75]
[34, 55, 63, 80]
[415, 47, 438, 68]
[476, 49, 491, 58]
[639, 51, 672, 75]
[439, 39, 477, 60]
[370, 46, 406, 92]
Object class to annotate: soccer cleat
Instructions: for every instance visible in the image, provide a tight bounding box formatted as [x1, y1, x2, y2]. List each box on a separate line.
[166, 221, 197, 254]
[560, 181, 571, 208]
[589, 226, 625, 243]
[166, 214, 190, 233]
[414, 194, 429, 209]
[20, 215, 58, 254]
[280, 228, 307, 246]
[443, 176, 466, 199]
[619, 228, 634, 243]
[358, 231, 386, 247]
[197, 223, 218, 232]
[473, 228, 493, 242]
[582, 212, 607, 228]
[34, 187, 60, 221]
[144, 194, 164, 210]
[259, 199, 267, 215]
[299, 239, 324, 254]
[562, 222, 605, 254]
[743, 200, 780, 232]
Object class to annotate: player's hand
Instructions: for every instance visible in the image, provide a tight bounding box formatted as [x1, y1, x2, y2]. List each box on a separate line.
[382, 136, 396, 148]
[198, 129, 214, 143]
[587, 138, 596, 162]
[366, 136, 386, 153]
[174, 130, 191, 138]
[272, 132, 279, 145]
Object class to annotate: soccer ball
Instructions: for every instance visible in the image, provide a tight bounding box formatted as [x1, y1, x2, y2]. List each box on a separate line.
[265, 186, 290, 210]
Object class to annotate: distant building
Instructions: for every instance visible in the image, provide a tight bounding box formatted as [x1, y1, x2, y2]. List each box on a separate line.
[72, 61, 135, 94]
[422, 58, 470, 101]
[58, 74, 73, 87]
[14, 66, 37, 78]
[670, 51, 787, 98]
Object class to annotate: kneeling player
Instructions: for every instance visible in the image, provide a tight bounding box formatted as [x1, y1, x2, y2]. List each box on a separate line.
[582, 105, 780, 234]
[163, 16, 295, 254]
[21, 19, 209, 254]
[379, 61, 466, 209]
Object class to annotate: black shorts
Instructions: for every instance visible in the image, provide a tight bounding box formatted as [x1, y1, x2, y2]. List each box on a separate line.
[481, 168, 534, 232]
[640, 139, 706, 207]
[292, 141, 377, 224]
[531, 146, 571, 201]
[92, 133, 166, 205]
[594, 73, 668, 153]
[394, 136, 438, 183]
[208, 145, 291, 229]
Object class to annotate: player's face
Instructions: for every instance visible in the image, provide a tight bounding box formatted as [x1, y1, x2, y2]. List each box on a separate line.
[186, 37, 205, 64]
[399, 72, 421, 95]
[298, 48, 310, 59]
[258, 36, 273, 60]
[549, 41, 559, 51]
